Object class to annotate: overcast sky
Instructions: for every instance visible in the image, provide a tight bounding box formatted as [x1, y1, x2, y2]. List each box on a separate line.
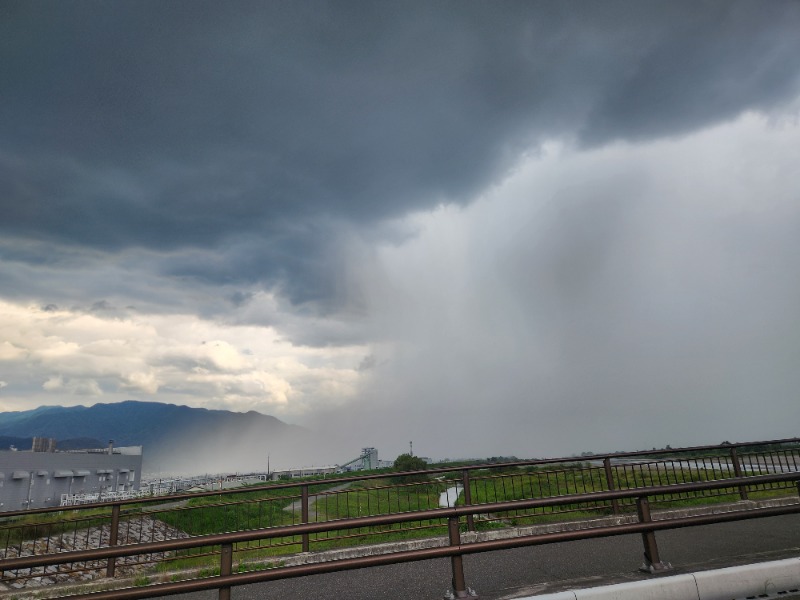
[2, 1, 800, 466]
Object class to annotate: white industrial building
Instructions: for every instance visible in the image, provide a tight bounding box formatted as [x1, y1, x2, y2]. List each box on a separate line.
[0, 441, 143, 511]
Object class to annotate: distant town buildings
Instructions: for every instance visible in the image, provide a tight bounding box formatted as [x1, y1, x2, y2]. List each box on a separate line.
[0, 441, 143, 512]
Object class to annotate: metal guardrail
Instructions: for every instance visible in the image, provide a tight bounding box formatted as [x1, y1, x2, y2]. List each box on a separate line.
[5, 437, 799, 519]
[1, 472, 799, 599]
[0, 438, 798, 597]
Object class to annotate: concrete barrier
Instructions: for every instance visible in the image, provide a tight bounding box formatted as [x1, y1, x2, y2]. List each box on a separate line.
[520, 557, 800, 600]
[694, 558, 800, 600]
[573, 575, 699, 600]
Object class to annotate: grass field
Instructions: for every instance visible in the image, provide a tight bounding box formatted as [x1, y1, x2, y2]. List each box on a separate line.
[152, 463, 796, 571]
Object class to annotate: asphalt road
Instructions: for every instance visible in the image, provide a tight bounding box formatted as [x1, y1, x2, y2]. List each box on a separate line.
[153, 514, 800, 600]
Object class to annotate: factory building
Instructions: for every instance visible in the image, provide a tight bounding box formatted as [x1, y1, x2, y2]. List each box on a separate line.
[0, 441, 142, 512]
[361, 447, 378, 470]
[269, 465, 338, 480]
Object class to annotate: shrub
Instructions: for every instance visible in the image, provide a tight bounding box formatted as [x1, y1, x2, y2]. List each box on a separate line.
[392, 454, 428, 483]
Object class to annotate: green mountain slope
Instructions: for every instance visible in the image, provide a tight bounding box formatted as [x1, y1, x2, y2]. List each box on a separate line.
[0, 401, 308, 473]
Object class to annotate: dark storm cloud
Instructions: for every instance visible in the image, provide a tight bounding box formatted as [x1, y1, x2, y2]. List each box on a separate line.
[580, 3, 800, 145]
[2, 1, 800, 306]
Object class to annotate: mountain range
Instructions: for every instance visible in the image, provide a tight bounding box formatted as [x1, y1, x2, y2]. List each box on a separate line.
[0, 401, 308, 474]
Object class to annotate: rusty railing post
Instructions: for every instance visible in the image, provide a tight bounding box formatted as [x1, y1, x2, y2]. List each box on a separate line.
[729, 446, 748, 500]
[636, 496, 670, 573]
[603, 457, 620, 515]
[447, 515, 476, 598]
[219, 542, 233, 600]
[301, 484, 310, 552]
[105, 504, 120, 578]
[461, 470, 475, 532]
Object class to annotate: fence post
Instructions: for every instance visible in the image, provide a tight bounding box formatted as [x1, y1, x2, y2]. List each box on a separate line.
[603, 458, 620, 515]
[447, 516, 476, 598]
[729, 446, 748, 500]
[105, 504, 120, 578]
[636, 496, 670, 572]
[219, 542, 233, 600]
[461, 470, 475, 532]
[301, 484, 310, 552]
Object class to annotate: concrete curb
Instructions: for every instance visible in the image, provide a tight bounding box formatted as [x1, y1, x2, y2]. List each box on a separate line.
[521, 557, 800, 600]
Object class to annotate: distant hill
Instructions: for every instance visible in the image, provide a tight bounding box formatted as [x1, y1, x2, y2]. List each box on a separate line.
[0, 401, 308, 473]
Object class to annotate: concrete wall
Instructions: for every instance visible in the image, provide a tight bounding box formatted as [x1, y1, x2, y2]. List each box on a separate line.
[0, 449, 143, 511]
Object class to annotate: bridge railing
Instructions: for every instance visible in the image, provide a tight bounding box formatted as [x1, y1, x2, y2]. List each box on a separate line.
[0, 438, 798, 588]
[0, 471, 798, 600]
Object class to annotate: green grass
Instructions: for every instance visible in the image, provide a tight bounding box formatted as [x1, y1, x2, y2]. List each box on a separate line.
[465, 463, 796, 527]
[149, 465, 800, 571]
[156, 481, 340, 536]
[315, 480, 445, 520]
[155, 479, 451, 571]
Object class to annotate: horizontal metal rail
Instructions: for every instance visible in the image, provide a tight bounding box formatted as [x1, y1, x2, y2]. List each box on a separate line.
[2, 441, 798, 597]
[0, 472, 800, 571]
[58, 502, 800, 600]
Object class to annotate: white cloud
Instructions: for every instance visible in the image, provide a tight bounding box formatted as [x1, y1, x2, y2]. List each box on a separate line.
[0, 300, 365, 415]
[41, 375, 101, 396]
[119, 371, 160, 395]
[68, 378, 103, 396]
[0, 342, 25, 361]
[42, 375, 64, 391]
